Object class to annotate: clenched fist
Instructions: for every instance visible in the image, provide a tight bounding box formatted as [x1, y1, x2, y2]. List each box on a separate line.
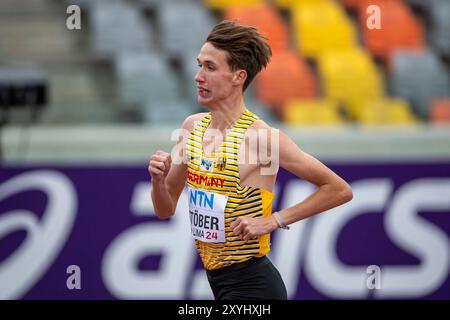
[148, 150, 172, 183]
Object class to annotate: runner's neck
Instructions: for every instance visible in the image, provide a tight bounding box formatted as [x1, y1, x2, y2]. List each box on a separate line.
[209, 102, 247, 131]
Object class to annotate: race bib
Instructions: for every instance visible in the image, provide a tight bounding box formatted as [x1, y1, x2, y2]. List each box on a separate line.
[188, 186, 228, 243]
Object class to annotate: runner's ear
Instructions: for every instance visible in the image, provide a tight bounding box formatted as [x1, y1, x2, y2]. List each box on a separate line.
[232, 69, 247, 86]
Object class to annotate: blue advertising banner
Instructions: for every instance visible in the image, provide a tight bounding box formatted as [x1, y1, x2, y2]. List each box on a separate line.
[1, 163, 449, 299]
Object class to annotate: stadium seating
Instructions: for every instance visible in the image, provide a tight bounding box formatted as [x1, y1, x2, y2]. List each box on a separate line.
[90, 1, 154, 58]
[390, 50, 450, 119]
[357, 0, 425, 63]
[284, 99, 344, 125]
[428, 0, 450, 56]
[204, 0, 264, 10]
[356, 98, 417, 125]
[4, 0, 450, 125]
[430, 99, 450, 124]
[115, 52, 180, 107]
[275, 0, 330, 10]
[224, 4, 289, 51]
[291, 0, 357, 58]
[318, 48, 384, 117]
[341, 0, 361, 10]
[158, 1, 215, 60]
[254, 50, 317, 117]
[406, 0, 429, 10]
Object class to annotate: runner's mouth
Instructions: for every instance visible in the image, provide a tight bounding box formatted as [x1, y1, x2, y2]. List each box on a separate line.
[198, 87, 209, 96]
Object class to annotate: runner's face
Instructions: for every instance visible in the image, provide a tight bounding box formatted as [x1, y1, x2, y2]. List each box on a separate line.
[195, 42, 238, 106]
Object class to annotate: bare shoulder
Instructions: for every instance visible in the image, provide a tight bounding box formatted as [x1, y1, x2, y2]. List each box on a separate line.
[248, 119, 273, 130]
[250, 119, 272, 129]
[181, 112, 209, 132]
[250, 119, 295, 147]
[246, 119, 278, 144]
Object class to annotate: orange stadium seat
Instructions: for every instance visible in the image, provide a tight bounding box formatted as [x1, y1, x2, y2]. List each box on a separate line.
[254, 50, 317, 118]
[430, 99, 450, 124]
[358, 0, 425, 63]
[224, 4, 290, 51]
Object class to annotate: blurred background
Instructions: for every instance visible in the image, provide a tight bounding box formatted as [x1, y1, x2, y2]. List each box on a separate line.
[0, 0, 449, 300]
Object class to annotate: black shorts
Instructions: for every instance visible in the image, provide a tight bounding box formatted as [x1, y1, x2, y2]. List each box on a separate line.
[206, 256, 288, 300]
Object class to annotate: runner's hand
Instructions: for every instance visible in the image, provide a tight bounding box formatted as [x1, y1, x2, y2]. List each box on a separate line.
[149, 150, 172, 183]
[231, 216, 278, 241]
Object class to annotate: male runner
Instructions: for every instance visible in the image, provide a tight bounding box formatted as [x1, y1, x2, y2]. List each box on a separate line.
[149, 20, 353, 300]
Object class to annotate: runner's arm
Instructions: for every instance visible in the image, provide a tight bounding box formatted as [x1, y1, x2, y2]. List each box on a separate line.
[276, 129, 353, 226]
[150, 114, 204, 219]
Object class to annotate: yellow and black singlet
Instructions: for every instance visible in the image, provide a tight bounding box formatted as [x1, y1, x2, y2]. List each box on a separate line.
[185, 109, 275, 271]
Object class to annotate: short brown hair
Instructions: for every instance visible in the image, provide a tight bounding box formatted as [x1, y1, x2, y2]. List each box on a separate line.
[206, 20, 272, 91]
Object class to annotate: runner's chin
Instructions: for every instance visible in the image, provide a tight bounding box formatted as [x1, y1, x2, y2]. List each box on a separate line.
[197, 95, 209, 106]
